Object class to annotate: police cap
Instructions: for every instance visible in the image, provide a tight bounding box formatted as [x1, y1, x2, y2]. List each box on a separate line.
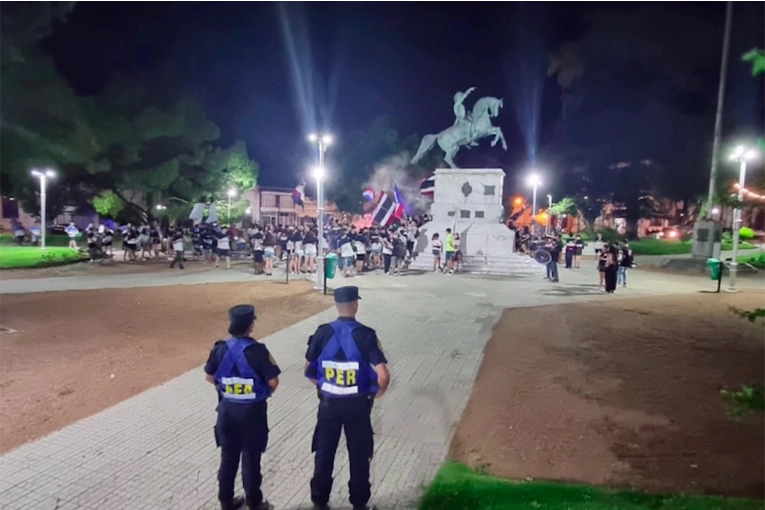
[334, 286, 362, 303]
[228, 304, 256, 331]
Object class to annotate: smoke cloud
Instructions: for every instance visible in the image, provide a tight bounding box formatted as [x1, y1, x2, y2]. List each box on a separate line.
[362, 152, 433, 213]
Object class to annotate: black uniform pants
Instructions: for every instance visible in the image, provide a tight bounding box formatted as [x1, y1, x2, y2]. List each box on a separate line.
[311, 396, 374, 508]
[216, 403, 268, 506]
[565, 249, 574, 268]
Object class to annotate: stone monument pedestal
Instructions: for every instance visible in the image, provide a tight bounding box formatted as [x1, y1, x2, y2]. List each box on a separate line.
[409, 168, 544, 276]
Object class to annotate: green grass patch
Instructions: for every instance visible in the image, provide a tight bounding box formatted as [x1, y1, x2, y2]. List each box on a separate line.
[629, 239, 756, 256]
[0, 246, 88, 269]
[420, 462, 761, 510]
[0, 233, 72, 247]
[738, 251, 765, 270]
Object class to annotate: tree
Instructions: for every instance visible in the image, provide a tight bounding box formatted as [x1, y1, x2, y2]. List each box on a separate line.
[547, 6, 720, 234]
[742, 48, 765, 77]
[549, 197, 579, 217]
[92, 191, 126, 218]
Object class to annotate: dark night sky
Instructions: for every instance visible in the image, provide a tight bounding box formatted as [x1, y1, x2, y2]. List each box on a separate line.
[44, 2, 764, 188]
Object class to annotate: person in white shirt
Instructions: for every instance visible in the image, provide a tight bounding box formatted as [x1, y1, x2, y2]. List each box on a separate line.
[215, 229, 232, 269]
[430, 233, 443, 272]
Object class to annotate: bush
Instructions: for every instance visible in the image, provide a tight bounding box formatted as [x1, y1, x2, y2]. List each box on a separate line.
[739, 226, 755, 240]
[580, 227, 621, 243]
[740, 251, 765, 269]
[629, 238, 691, 255]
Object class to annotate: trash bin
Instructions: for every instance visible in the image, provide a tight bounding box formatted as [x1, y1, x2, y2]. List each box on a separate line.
[706, 258, 721, 280]
[325, 253, 338, 279]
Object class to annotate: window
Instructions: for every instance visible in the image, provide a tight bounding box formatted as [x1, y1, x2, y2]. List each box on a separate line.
[261, 194, 276, 207]
[460, 210, 471, 219]
[475, 211, 485, 219]
[447, 211, 455, 217]
[484, 185, 496, 195]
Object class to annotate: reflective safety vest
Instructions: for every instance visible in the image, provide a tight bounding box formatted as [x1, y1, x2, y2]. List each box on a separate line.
[214, 338, 269, 403]
[313, 320, 378, 398]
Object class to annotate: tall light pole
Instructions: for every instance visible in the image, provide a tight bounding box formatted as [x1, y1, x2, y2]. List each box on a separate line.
[527, 173, 541, 235]
[227, 189, 237, 223]
[706, 1, 734, 216]
[546, 194, 553, 235]
[309, 133, 332, 290]
[727, 145, 759, 292]
[31, 168, 55, 249]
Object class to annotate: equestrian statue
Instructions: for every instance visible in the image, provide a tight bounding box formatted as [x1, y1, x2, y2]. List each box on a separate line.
[411, 87, 507, 169]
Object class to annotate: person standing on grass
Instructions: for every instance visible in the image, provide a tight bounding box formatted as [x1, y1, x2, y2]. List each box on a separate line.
[170, 228, 185, 270]
[304, 286, 389, 510]
[65, 222, 79, 249]
[13, 221, 25, 245]
[205, 305, 280, 510]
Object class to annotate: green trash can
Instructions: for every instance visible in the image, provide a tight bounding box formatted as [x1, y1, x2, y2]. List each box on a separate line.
[325, 253, 339, 279]
[707, 258, 721, 280]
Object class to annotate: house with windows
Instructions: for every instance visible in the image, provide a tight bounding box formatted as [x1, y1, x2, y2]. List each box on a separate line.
[241, 186, 341, 226]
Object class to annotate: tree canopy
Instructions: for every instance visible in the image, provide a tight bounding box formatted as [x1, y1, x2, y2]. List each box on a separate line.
[546, 5, 724, 235]
[1, 3, 259, 223]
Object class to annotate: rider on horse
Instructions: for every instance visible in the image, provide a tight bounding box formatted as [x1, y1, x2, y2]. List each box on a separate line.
[453, 87, 478, 147]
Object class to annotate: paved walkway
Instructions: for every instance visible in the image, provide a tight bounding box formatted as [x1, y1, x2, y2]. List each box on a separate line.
[0, 267, 741, 509]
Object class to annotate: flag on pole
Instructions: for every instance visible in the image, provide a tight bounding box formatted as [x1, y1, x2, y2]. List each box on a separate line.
[362, 188, 375, 201]
[392, 183, 411, 218]
[205, 202, 218, 224]
[372, 193, 397, 226]
[420, 173, 435, 197]
[189, 201, 206, 223]
[292, 183, 305, 208]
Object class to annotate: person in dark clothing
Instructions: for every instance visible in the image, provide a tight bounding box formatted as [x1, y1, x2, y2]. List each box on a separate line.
[170, 229, 185, 269]
[604, 244, 619, 293]
[546, 235, 562, 282]
[204, 305, 280, 510]
[564, 233, 576, 269]
[304, 287, 390, 510]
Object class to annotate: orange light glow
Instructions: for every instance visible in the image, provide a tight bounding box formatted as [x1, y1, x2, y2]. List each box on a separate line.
[513, 198, 522, 205]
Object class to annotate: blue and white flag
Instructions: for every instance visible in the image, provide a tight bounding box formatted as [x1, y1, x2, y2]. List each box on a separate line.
[372, 193, 396, 226]
[292, 183, 305, 208]
[420, 173, 435, 197]
[205, 202, 218, 224]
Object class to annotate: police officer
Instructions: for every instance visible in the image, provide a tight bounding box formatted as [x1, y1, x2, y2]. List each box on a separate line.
[304, 286, 391, 510]
[204, 305, 280, 510]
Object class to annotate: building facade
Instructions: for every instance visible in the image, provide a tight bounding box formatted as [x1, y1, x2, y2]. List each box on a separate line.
[242, 186, 341, 226]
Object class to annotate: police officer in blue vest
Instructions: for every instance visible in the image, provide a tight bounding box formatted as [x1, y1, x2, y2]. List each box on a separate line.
[204, 305, 280, 510]
[305, 286, 391, 510]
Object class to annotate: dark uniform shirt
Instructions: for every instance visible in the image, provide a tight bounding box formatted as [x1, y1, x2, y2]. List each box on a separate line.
[204, 337, 281, 410]
[305, 317, 387, 382]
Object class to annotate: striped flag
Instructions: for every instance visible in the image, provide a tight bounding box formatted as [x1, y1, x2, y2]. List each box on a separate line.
[292, 183, 305, 208]
[420, 173, 435, 197]
[362, 188, 375, 201]
[392, 183, 411, 218]
[372, 193, 397, 226]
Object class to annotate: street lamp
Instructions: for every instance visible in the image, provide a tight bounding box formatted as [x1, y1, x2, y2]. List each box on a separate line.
[31, 168, 55, 249]
[727, 144, 759, 292]
[527, 173, 541, 235]
[156, 204, 167, 211]
[309, 132, 332, 291]
[227, 189, 237, 223]
[546, 194, 553, 235]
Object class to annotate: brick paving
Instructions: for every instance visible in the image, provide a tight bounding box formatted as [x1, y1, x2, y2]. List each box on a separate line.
[0, 267, 729, 509]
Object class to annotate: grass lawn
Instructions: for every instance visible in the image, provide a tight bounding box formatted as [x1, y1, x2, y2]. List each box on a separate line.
[0, 246, 88, 269]
[738, 251, 765, 270]
[630, 238, 757, 256]
[0, 233, 72, 247]
[420, 463, 761, 510]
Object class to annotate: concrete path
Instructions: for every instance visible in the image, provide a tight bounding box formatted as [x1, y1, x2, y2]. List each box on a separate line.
[0, 267, 743, 509]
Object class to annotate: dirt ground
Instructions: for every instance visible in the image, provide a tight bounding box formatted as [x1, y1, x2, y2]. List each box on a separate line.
[451, 290, 765, 499]
[0, 255, 249, 279]
[0, 281, 331, 452]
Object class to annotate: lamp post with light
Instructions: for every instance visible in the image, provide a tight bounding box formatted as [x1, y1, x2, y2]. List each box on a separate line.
[31, 168, 55, 249]
[546, 194, 553, 235]
[527, 173, 541, 235]
[727, 144, 760, 292]
[309, 133, 332, 290]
